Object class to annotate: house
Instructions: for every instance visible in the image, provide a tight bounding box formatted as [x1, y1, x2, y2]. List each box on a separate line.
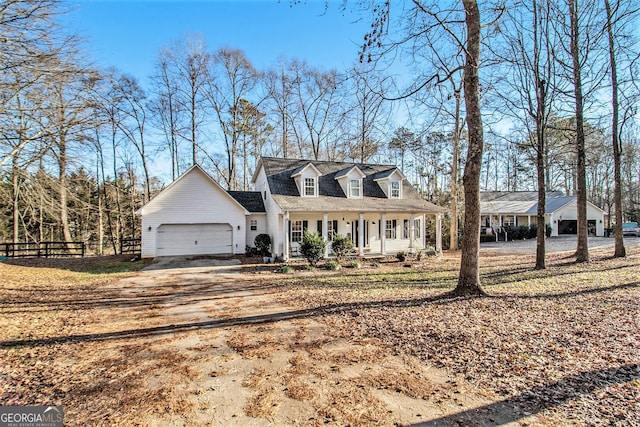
[137, 157, 447, 259]
[480, 191, 606, 237]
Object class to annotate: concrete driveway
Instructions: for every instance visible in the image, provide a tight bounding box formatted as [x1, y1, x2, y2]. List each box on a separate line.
[480, 235, 640, 254]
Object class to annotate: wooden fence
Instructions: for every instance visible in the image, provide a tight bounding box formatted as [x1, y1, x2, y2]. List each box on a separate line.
[0, 241, 85, 259]
[120, 237, 141, 256]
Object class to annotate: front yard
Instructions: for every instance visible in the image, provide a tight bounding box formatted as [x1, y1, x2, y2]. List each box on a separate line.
[0, 248, 638, 425]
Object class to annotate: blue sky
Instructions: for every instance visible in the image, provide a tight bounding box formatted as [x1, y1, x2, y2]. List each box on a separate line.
[63, 1, 371, 81]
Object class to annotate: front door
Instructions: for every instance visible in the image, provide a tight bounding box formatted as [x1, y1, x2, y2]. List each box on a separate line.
[351, 220, 369, 248]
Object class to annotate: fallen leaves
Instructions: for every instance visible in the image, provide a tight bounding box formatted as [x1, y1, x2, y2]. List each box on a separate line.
[282, 246, 640, 425]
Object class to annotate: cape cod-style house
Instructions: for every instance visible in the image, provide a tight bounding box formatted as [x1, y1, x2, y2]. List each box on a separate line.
[137, 157, 446, 260]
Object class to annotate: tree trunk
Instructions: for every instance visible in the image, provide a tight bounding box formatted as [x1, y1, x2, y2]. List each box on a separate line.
[450, 86, 461, 251]
[534, 0, 546, 270]
[455, 0, 485, 296]
[12, 154, 20, 243]
[569, 0, 589, 263]
[58, 133, 73, 246]
[604, 0, 625, 257]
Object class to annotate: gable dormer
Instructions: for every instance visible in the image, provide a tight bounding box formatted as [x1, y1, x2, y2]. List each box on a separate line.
[374, 168, 404, 199]
[334, 165, 366, 199]
[291, 162, 322, 197]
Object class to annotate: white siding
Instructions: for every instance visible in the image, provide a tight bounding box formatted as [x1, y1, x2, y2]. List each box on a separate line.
[139, 167, 246, 258]
[245, 214, 267, 249]
[254, 167, 282, 256]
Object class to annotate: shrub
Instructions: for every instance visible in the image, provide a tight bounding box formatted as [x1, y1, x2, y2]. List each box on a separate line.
[304, 264, 315, 271]
[277, 265, 294, 274]
[325, 260, 341, 271]
[348, 260, 361, 269]
[480, 234, 496, 243]
[396, 251, 407, 262]
[254, 234, 271, 256]
[372, 261, 381, 268]
[331, 234, 354, 261]
[300, 230, 326, 266]
[245, 245, 258, 257]
[546, 224, 552, 237]
[528, 224, 538, 239]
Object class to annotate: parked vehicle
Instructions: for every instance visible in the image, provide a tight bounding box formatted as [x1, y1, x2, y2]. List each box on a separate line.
[622, 222, 640, 237]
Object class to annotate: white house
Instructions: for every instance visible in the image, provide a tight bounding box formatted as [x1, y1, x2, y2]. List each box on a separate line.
[137, 158, 447, 259]
[480, 191, 607, 237]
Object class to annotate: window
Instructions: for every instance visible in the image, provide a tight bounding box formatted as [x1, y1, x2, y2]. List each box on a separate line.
[291, 220, 303, 243]
[349, 179, 361, 197]
[250, 219, 257, 231]
[414, 219, 421, 238]
[317, 220, 338, 240]
[385, 219, 397, 239]
[390, 181, 400, 198]
[304, 177, 316, 197]
[403, 219, 410, 239]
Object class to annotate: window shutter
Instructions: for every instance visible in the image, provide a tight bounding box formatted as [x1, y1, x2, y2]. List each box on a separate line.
[333, 220, 338, 232]
[303, 220, 308, 231]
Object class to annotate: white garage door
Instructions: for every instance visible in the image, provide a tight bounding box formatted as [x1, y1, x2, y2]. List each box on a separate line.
[156, 223, 232, 256]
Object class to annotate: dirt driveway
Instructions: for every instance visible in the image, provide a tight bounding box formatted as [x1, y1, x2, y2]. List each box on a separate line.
[104, 258, 538, 426]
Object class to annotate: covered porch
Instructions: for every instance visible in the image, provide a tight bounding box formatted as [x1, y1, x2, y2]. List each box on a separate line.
[279, 211, 443, 261]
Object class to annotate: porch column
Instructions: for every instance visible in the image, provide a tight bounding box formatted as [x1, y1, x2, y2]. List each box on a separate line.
[283, 211, 290, 261]
[322, 213, 329, 258]
[435, 213, 443, 255]
[380, 213, 386, 255]
[358, 213, 364, 256]
[528, 216, 531, 227]
[409, 213, 415, 251]
[422, 214, 426, 249]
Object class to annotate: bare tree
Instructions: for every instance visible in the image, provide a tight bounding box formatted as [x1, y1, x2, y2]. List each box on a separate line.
[159, 34, 210, 166]
[149, 54, 185, 180]
[112, 74, 152, 203]
[263, 57, 297, 158]
[206, 47, 259, 190]
[490, 0, 561, 269]
[345, 63, 391, 163]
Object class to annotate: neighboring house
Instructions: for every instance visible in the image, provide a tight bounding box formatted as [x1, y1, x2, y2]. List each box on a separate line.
[138, 157, 446, 259]
[480, 191, 606, 237]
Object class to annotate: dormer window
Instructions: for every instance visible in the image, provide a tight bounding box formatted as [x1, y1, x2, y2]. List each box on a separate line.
[304, 177, 317, 197]
[349, 179, 361, 198]
[391, 181, 400, 198]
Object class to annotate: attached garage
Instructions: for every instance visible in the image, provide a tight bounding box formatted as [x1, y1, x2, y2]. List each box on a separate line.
[156, 223, 232, 256]
[137, 165, 250, 258]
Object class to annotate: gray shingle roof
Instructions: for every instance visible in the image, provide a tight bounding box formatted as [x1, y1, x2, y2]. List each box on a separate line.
[480, 191, 565, 202]
[227, 191, 266, 213]
[260, 157, 446, 213]
[481, 194, 576, 215]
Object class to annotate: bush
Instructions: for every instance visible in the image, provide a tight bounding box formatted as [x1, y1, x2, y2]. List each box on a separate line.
[331, 234, 354, 261]
[396, 251, 407, 262]
[277, 265, 294, 274]
[348, 260, 361, 269]
[300, 230, 326, 266]
[546, 224, 552, 237]
[480, 234, 496, 243]
[254, 234, 271, 256]
[325, 260, 341, 271]
[245, 245, 257, 257]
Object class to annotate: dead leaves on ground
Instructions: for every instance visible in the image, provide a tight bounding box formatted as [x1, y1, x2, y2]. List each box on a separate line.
[285, 247, 640, 425]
